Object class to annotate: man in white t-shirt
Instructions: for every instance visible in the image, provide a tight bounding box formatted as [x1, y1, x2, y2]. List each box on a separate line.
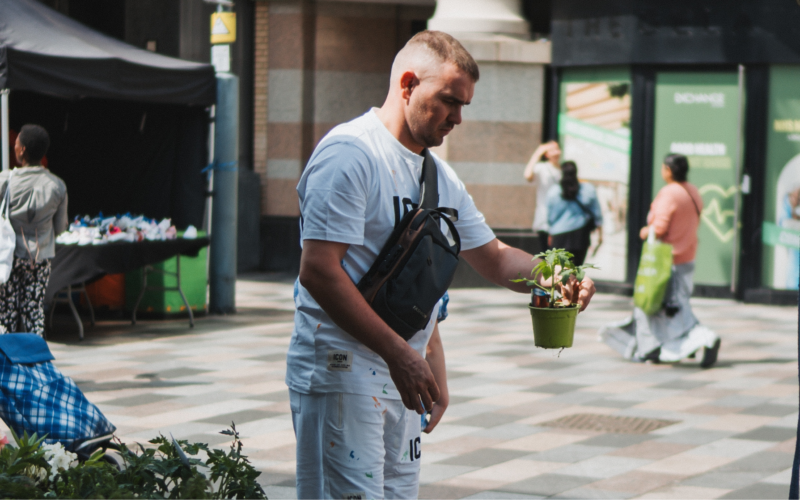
[289, 31, 596, 499]
[523, 140, 563, 250]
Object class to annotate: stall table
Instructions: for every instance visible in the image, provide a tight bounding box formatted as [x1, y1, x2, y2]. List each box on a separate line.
[46, 237, 210, 338]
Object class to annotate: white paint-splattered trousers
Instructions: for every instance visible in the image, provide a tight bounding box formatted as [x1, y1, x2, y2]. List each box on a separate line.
[290, 390, 421, 499]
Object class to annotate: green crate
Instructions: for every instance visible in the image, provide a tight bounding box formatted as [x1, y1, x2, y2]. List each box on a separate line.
[125, 236, 208, 316]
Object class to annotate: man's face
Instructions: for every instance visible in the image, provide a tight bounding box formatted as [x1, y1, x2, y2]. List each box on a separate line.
[13, 136, 24, 165]
[405, 62, 475, 149]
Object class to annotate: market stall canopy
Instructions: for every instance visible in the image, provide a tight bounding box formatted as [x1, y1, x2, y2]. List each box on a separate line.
[0, 0, 215, 105]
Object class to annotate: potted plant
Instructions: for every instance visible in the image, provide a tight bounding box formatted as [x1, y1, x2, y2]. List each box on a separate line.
[511, 248, 596, 349]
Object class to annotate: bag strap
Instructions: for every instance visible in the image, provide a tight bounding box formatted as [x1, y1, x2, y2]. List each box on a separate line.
[678, 182, 701, 217]
[571, 189, 594, 222]
[419, 149, 459, 223]
[419, 149, 439, 210]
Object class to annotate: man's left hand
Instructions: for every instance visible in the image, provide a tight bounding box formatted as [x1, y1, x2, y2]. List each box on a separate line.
[561, 275, 596, 312]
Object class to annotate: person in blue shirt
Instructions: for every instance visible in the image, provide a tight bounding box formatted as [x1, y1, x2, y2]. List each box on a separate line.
[546, 161, 603, 265]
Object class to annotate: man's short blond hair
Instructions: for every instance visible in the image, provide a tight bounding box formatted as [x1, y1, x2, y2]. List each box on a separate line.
[405, 30, 480, 82]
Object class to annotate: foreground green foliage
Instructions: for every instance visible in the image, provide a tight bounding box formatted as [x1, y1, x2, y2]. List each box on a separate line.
[0, 424, 267, 499]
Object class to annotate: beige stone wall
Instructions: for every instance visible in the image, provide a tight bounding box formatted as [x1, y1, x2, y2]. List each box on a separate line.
[432, 56, 548, 229]
[256, 1, 433, 218]
[253, 2, 548, 230]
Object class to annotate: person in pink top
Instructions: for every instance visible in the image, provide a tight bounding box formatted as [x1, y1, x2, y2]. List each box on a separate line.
[601, 154, 721, 367]
[640, 160, 703, 265]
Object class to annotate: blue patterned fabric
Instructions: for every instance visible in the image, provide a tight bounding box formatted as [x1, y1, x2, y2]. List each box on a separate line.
[0, 349, 115, 451]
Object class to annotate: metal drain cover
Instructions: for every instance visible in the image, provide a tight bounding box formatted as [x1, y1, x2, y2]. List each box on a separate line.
[539, 413, 679, 434]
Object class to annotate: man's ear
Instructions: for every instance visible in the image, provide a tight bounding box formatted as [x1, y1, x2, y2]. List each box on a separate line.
[400, 71, 419, 101]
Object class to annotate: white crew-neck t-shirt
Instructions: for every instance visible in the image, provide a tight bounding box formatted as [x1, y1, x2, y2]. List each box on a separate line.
[532, 161, 562, 233]
[287, 109, 496, 399]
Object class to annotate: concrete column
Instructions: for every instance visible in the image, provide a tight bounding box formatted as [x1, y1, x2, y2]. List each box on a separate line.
[428, 0, 529, 38]
[428, 1, 551, 230]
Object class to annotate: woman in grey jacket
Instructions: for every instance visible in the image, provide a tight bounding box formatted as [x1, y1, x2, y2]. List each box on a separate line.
[0, 125, 68, 335]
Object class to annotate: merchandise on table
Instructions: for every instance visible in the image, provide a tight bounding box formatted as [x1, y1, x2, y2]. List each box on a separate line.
[55, 214, 198, 246]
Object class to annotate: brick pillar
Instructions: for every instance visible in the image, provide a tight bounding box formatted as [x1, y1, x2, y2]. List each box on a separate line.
[264, 0, 316, 217]
[253, 1, 269, 215]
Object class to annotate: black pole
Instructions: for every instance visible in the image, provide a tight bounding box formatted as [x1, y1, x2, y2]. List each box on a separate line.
[791, 249, 800, 499]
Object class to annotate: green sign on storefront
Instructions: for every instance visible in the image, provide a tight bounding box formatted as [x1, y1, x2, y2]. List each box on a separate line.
[651, 72, 741, 286]
[761, 66, 800, 290]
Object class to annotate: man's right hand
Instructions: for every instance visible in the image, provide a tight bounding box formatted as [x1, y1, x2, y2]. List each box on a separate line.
[386, 344, 440, 414]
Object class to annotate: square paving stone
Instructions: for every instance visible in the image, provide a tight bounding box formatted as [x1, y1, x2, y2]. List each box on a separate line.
[489, 350, 540, 358]
[555, 456, 651, 479]
[525, 383, 587, 394]
[776, 376, 798, 385]
[500, 474, 597, 496]
[734, 426, 798, 442]
[711, 395, 770, 408]
[739, 404, 798, 417]
[717, 451, 793, 473]
[720, 482, 789, 499]
[245, 391, 290, 402]
[578, 434, 654, 448]
[655, 429, 734, 445]
[653, 380, 709, 390]
[524, 445, 616, 464]
[247, 353, 288, 362]
[100, 393, 178, 407]
[470, 423, 543, 441]
[526, 361, 578, 372]
[681, 471, 767, 490]
[448, 395, 480, 405]
[149, 367, 213, 379]
[438, 448, 532, 467]
[263, 485, 297, 500]
[589, 399, 640, 409]
[454, 412, 523, 428]
[553, 487, 636, 499]
[462, 491, 544, 499]
[196, 409, 284, 425]
[419, 484, 484, 499]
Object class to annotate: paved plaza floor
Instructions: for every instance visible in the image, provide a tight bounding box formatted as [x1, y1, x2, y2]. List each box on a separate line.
[4, 275, 799, 499]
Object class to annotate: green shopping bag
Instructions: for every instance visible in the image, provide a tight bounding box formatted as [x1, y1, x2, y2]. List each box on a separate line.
[633, 229, 673, 315]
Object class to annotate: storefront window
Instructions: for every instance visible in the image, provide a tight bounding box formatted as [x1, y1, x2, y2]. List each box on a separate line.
[558, 68, 631, 282]
[761, 66, 800, 290]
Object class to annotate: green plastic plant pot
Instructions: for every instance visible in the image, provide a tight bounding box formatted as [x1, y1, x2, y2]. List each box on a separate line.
[529, 304, 579, 348]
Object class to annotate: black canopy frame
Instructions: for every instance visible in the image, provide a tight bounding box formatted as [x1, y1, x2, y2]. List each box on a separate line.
[0, 0, 216, 229]
[0, 0, 215, 105]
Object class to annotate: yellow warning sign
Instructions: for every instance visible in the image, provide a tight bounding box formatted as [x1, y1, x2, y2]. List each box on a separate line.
[210, 12, 236, 44]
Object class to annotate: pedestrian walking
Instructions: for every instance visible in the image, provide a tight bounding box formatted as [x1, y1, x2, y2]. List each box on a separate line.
[287, 31, 596, 499]
[599, 153, 721, 366]
[523, 140, 562, 251]
[546, 161, 603, 265]
[0, 124, 68, 336]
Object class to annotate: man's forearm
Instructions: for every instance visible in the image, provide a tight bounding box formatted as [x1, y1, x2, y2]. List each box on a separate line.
[300, 263, 408, 362]
[462, 239, 539, 293]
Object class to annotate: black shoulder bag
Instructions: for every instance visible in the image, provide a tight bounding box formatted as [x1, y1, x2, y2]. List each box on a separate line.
[357, 149, 460, 341]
